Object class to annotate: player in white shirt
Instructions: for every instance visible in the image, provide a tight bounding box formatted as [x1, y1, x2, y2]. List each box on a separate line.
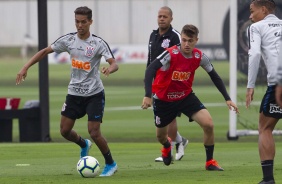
[16, 6, 118, 177]
[246, 1, 282, 183]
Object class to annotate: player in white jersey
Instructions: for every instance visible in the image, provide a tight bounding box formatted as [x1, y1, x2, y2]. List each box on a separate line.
[246, 1, 282, 183]
[16, 6, 118, 177]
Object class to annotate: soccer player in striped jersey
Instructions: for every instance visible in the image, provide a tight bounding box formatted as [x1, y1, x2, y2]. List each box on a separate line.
[142, 24, 239, 169]
[16, 6, 118, 177]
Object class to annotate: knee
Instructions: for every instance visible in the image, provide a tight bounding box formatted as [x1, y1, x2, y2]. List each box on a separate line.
[202, 121, 214, 133]
[258, 124, 273, 134]
[89, 129, 101, 141]
[60, 128, 70, 138]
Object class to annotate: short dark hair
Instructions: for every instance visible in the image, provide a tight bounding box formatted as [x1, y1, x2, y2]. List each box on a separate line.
[181, 24, 199, 38]
[251, 0, 276, 13]
[160, 6, 173, 17]
[74, 6, 92, 20]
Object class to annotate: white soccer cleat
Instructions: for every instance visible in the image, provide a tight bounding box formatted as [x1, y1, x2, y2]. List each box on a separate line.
[155, 156, 163, 162]
[175, 138, 189, 161]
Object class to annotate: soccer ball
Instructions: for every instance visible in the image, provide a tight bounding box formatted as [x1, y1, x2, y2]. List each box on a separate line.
[77, 156, 100, 178]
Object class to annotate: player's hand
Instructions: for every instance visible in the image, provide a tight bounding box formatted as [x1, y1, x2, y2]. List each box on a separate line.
[245, 88, 254, 109]
[226, 100, 239, 114]
[101, 67, 110, 77]
[16, 67, 28, 85]
[141, 97, 152, 109]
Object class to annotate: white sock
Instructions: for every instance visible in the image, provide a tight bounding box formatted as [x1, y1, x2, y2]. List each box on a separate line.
[175, 132, 182, 143]
[171, 141, 175, 156]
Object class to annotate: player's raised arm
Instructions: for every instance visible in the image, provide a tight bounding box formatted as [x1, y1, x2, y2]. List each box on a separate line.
[16, 46, 53, 85]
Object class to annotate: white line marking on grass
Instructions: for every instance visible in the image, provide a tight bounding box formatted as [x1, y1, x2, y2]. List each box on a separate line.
[106, 101, 261, 111]
[16, 164, 30, 166]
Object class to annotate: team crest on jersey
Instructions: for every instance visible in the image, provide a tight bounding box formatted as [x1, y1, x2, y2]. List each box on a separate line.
[195, 52, 200, 59]
[172, 49, 179, 54]
[161, 39, 170, 48]
[85, 46, 94, 57]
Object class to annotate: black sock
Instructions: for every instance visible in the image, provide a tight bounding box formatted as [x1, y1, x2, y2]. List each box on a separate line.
[163, 139, 171, 148]
[204, 145, 214, 161]
[75, 136, 86, 148]
[103, 150, 114, 165]
[261, 160, 274, 181]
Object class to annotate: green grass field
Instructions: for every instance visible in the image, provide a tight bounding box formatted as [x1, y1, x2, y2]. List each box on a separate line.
[1, 58, 282, 183]
[1, 142, 282, 184]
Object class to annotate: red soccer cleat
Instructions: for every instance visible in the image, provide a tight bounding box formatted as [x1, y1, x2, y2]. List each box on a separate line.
[205, 159, 224, 171]
[161, 137, 172, 166]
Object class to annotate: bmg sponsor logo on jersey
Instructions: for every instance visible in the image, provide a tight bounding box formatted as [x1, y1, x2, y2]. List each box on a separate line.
[269, 103, 282, 114]
[172, 71, 191, 81]
[72, 58, 91, 71]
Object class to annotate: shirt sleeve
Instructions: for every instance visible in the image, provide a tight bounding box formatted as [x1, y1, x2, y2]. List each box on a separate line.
[97, 39, 115, 61]
[276, 37, 282, 85]
[208, 68, 231, 101]
[144, 59, 163, 97]
[200, 53, 213, 72]
[247, 25, 262, 88]
[51, 35, 70, 53]
[200, 53, 231, 101]
[146, 34, 152, 68]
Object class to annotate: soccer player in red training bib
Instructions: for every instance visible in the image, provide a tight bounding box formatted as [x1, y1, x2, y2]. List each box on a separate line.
[142, 24, 239, 169]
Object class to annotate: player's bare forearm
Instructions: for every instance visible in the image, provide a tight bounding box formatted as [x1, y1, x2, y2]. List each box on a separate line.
[16, 47, 53, 85]
[245, 88, 254, 108]
[108, 63, 119, 74]
[101, 63, 119, 77]
[102, 58, 119, 77]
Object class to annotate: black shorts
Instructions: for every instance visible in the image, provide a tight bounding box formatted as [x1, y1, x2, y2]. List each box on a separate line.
[260, 85, 282, 119]
[153, 92, 206, 128]
[152, 95, 182, 117]
[61, 90, 105, 122]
